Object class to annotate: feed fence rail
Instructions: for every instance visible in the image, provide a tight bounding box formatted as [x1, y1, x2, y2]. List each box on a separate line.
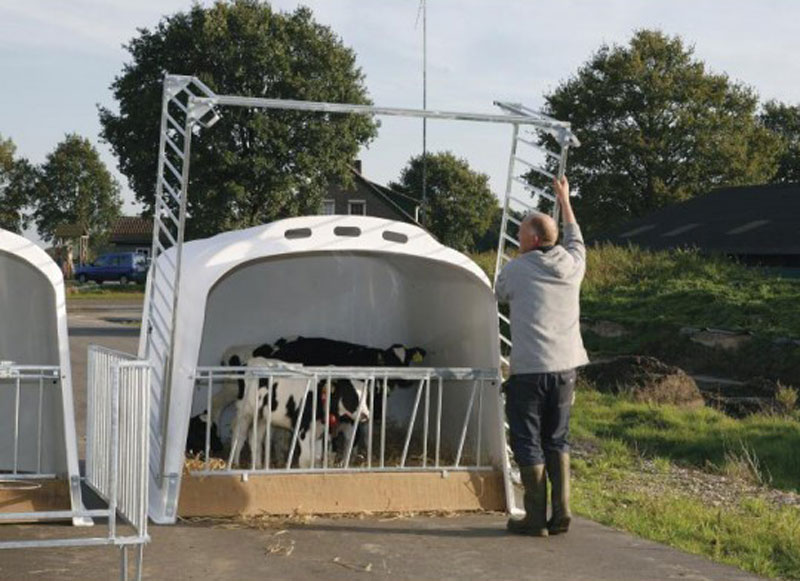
[189, 363, 500, 477]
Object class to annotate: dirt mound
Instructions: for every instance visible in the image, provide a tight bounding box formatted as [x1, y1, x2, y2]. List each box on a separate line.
[580, 356, 704, 407]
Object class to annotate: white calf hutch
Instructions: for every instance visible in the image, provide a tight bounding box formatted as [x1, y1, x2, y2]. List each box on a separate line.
[0, 229, 151, 580]
[142, 75, 579, 523]
[141, 216, 508, 522]
[0, 228, 84, 519]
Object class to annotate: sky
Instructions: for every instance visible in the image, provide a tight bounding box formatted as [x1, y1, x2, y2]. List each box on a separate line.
[2, 0, 799, 244]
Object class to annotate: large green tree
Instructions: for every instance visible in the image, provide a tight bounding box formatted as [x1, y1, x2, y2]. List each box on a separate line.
[0, 135, 36, 233]
[33, 134, 122, 246]
[759, 100, 800, 184]
[540, 30, 782, 234]
[390, 152, 498, 251]
[99, 0, 377, 239]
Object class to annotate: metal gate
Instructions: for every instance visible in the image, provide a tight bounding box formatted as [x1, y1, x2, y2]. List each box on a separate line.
[189, 363, 498, 477]
[0, 348, 151, 581]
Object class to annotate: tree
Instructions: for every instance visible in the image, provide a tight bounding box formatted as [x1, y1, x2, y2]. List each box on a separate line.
[390, 152, 499, 251]
[33, 134, 122, 247]
[759, 100, 800, 183]
[540, 30, 782, 234]
[99, 1, 378, 239]
[0, 134, 36, 233]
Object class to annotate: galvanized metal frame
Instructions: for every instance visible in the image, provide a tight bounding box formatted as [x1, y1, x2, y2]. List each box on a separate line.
[146, 74, 579, 515]
[0, 348, 151, 581]
[191, 364, 497, 477]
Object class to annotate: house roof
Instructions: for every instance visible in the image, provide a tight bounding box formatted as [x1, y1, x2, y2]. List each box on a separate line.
[350, 168, 420, 224]
[111, 216, 153, 244]
[592, 182, 800, 256]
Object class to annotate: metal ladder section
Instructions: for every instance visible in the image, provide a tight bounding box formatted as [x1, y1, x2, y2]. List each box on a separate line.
[491, 101, 580, 372]
[144, 75, 219, 480]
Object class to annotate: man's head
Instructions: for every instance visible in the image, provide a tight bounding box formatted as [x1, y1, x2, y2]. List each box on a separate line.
[519, 212, 558, 253]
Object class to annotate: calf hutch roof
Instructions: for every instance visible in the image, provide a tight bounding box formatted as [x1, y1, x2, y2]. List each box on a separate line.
[594, 182, 800, 256]
[0, 228, 78, 477]
[139, 215, 503, 523]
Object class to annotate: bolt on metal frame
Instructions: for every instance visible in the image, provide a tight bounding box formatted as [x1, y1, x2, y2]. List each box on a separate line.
[146, 74, 579, 513]
[190, 364, 496, 477]
[0, 347, 150, 581]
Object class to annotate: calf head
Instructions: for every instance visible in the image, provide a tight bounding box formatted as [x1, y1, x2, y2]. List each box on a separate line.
[329, 379, 370, 425]
[384, 344, 427, 367]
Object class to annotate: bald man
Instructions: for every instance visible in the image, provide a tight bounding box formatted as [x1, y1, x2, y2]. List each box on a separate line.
[495, 176, 589, 537]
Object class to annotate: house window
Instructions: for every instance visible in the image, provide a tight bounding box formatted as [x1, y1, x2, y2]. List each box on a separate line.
[322, 199, 336, 215]
[348, 200, 366, 216]
[136, 247, 150, 258]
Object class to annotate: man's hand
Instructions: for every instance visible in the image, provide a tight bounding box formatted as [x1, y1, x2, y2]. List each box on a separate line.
[553, 175, 569, 204]
[553, 175, 577, 225]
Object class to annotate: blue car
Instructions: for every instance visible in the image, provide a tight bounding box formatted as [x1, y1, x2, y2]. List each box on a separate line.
[74, 252, 148, 285]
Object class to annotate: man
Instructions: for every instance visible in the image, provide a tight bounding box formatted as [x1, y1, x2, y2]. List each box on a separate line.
[495, 175, 589, 537]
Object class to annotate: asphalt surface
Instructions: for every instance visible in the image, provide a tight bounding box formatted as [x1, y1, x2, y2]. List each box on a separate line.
[0, 299, 767, 581]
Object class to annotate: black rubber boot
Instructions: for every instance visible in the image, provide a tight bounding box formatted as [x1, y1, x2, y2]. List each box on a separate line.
[546, 451, 572, 535]
[507, 464, 548, 536]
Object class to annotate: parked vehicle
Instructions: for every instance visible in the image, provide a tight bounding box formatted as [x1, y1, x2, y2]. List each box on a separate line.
[74, 252, 148, 284]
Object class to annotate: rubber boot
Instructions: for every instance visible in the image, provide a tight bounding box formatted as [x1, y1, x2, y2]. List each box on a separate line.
[546, 451, 572, 535]
[507, 464, 548, 536]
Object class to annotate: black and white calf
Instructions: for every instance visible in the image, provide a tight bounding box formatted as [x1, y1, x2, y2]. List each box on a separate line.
[270, 336, 426, 370]
[228, 357, 370, 469]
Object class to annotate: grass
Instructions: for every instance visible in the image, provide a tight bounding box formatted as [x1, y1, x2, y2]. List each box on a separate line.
[572, 386, 800, 491]
[470, 245, 800, 383]
[470, 245, 800, 338]
[65, 282, 145, 300]
[571, 388, 800, 579]
[582, 244, 800, 339]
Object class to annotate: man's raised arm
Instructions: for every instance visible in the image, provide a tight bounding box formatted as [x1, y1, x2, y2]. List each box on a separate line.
[553, 176, 585, 264]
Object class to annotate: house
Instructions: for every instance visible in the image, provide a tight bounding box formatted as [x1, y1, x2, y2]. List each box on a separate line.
[592, 183, 800, 267]
[109, 216, 153, 257]
[323, 161, 421, 224]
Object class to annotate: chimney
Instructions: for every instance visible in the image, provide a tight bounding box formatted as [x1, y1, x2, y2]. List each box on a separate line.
[353, 159, 363, 174]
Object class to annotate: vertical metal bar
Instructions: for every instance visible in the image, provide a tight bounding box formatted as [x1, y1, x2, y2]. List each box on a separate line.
[343, 379, 369, 469]
[13, 376, 20, 474]
[37, 376, 44, 474]
[108, 365, 120, 540]
[367, 376, 375, 468]
[158, 88, 196, 482]
[422, 376, 430, 468]
[380, 376, 388, 468]
[323, 375, 331, 470]
[86, 351, 95, 481]
[286, 379, 312, 469]
[250, 370, 258, 470]
[553, 140, 570, 228]
[135, 544, 144, 581]
[400, 379, 424, 467]
[476, 379, 484, 467]
[435, 376, 443, 468]
[310, 375, 318, 469]
[264, 374, 273, 471]
[204, 373, 212, 470]
[494, 123, 520, 287]
[140, 366, 150, 536]
[120, 545, 128, 581]
[454, 380, 479, 467]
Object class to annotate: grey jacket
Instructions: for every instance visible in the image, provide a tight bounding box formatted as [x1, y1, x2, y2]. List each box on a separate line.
[495, 222, 589, 374]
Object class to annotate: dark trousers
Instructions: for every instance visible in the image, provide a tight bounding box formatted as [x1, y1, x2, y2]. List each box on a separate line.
[504, 370, 576, 467]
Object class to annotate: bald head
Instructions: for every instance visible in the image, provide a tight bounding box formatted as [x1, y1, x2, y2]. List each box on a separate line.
[519, 212, 558, 253]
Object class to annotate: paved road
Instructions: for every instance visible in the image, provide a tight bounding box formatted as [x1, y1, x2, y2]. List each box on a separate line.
[0, 301, 766, 581]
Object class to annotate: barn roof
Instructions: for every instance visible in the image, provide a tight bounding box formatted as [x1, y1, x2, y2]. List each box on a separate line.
[111, 216, 153, 244]
[593, 183, 800, 256]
